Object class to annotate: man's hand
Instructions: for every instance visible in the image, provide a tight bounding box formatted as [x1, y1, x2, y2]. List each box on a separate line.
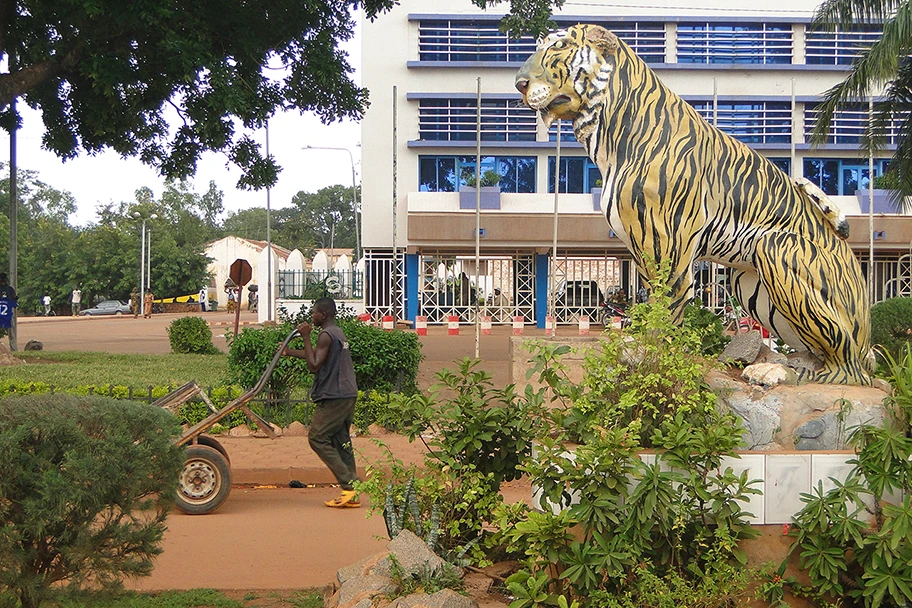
[297, 321, 313, 336]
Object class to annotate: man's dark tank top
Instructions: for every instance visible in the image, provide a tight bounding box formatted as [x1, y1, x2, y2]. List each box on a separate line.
[311, 324, 358, 401]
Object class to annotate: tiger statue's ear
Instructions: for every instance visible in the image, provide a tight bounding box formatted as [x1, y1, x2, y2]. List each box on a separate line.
[584, 25, 619, 54]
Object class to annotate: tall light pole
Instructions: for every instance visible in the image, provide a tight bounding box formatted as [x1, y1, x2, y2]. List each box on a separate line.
[132, 212, 158, 316]
[302, 145, 360, 261]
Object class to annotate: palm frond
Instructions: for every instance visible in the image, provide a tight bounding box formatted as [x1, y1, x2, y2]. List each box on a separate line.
[814, 0, 902, 28]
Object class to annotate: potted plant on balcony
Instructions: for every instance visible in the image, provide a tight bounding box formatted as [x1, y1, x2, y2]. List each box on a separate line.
[459, 169, 502, 210]
[856, 171, 907, 214]
[592, 178, 604, 211]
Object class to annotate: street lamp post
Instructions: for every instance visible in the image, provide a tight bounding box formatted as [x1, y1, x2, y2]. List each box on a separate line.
[132, 212, 158, 316]
[302, 146, 360, 261]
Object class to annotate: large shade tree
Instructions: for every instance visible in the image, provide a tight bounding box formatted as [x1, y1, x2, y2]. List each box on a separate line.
[0, 0, 554, 187]
[811, 0, 912, 203]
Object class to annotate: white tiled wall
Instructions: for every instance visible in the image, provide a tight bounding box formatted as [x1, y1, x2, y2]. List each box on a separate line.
[532, 450, 903, 525]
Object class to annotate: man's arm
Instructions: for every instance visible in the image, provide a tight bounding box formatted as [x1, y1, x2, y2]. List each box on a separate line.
[284, 323, 331, 373]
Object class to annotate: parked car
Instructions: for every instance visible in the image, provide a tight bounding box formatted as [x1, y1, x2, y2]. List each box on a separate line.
[79, 300, 132, 316]
[553, 280, 605, 322]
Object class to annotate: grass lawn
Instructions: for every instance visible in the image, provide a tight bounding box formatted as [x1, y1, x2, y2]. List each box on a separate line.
[44, 588, 322, 608]
[2, 351, 231, 389]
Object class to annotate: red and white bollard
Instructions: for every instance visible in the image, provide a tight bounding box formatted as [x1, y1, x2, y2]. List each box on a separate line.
[545, 315, 557, 336]
[447, 315, 460, 335]
[480, 315, 493, 335]
[512, 315, 525, 335]
[357, 313, 372, 325]
[578, 315, 590, 336]
[415, 315, 428, 336]
[382, 315, 394, 331]
[612, 316, 623, 330]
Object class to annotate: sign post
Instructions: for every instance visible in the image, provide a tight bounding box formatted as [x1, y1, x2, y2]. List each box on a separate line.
[229, 259, 252, 336]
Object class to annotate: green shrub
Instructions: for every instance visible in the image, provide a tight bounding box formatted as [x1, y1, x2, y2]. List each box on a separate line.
[683, 300, 730, 356]
[0, 395, 185, 608]
[225, 324, 311, 401]
[871, 297, 912, 361]
[766, 345, 912, 608]
[281, 304, 423, 394]
[166, 316, 220, 354]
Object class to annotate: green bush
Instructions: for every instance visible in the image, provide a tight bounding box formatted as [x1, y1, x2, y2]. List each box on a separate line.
[0, 395, 185, 608]
[765, 346, 912, 608]
[225, 324, 311, 401]
[683, 300, 730, 356]
[166, 316, 220, 354]
[281, 304, 423, 394]
[871, 297, 912, 361]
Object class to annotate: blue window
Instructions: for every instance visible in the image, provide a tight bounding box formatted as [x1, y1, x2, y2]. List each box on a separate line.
[417, 19, 665, 64]
[768, 158, 791, 175]
[418, 99, 537, 142]
[804, 103, 904, 146]
[688, 100, 792, 144]
[677, 23, 792, 64]
[803, 158, 890, 195]
[805, 24, 880, 65]
[547, 157, 601, 193]
[419, 156, 537, 193]
[418, 20, 536, 62]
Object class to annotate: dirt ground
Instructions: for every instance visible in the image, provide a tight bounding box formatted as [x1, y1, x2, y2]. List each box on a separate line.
[9, 311, 542, 594]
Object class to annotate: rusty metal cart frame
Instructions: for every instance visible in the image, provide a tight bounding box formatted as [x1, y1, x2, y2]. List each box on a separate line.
[154, 329, 300, 514]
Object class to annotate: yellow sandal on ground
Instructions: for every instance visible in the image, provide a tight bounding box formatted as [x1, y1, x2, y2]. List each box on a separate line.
[325, 490, 360, 508]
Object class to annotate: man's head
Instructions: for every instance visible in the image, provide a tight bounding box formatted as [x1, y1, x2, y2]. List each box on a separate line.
[312, 297, 337, 327]
[0, 273, 7, 285]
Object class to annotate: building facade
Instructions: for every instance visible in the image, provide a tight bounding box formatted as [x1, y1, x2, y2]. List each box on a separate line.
[360, 0, 912, 326]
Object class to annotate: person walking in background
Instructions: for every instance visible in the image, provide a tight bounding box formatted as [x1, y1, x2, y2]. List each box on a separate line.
[283, 297, 360, 508]
[199, 287, 208, 312]
[41, 294, 51, 316]
[71, 287, 81, 316]
[143, 290, 154, 319]
[130, 287, 140, 318]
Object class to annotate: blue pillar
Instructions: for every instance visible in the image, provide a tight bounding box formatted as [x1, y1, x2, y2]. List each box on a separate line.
[535, 254, 550, 328]
[405, 253, 419, 321]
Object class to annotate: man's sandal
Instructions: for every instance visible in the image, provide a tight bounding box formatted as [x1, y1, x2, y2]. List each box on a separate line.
[325, 490, 360, 508]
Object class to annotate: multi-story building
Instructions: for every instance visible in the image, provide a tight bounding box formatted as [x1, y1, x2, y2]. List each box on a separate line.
[360, 0, 912, 326]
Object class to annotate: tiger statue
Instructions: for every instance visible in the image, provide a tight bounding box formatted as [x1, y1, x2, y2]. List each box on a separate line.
[515, 24, 873, 385]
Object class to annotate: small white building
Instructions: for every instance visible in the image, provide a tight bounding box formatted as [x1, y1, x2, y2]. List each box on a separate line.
[204, 236, 292, 309]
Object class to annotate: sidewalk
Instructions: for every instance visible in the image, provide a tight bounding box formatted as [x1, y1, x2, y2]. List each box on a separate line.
[217, 431, 427, 487]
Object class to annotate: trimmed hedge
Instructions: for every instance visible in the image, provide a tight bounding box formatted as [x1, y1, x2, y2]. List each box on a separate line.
[871, 297, 912, 360]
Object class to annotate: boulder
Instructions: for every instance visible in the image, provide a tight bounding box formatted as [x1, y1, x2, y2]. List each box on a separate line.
[754, 344, 787, 365]
[718, 330, 763, 365]
[388, 530, 461, 579]
[392, 589, 479, 608]
[742, 363, 798, 387]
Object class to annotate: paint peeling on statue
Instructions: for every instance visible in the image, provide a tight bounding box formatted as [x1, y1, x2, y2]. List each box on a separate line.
[515, 25, 873, 385]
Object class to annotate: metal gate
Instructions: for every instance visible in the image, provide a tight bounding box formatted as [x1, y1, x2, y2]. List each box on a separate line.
[418, 252, 536, 324]
[364, 249, 406, 319]
[548, 254, 626, 324]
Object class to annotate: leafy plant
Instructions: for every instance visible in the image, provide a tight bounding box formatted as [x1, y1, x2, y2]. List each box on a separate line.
[0, 395, 185, 608]
[683, 300, 731, 356]
[492, 262, 760, 604]
[166, 316, 220, 354]
[384, 477, 441, 551]
[463, 168, 502, 188]
[384, 554, 464, 600]
[388, 358, 546, 487]
[871, 297, 912, 362]
[767, 345, 912, 607]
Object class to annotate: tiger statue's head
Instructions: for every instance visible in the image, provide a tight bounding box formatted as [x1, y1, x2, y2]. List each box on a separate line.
[515, 25, 619, 128]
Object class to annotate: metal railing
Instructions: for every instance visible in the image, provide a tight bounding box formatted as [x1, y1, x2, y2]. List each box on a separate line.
[277, 269, 364, 300]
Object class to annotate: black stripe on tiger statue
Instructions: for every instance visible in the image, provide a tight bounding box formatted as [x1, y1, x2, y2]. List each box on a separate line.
[515, 24, 873, 385]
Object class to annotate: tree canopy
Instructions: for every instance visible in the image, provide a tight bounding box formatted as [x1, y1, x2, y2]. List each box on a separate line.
[811, 0, 912, 204]
[0, 0, 553, 192]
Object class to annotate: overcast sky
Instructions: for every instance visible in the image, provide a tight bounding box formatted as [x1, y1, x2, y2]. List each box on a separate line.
[0, 21, 362, 227]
